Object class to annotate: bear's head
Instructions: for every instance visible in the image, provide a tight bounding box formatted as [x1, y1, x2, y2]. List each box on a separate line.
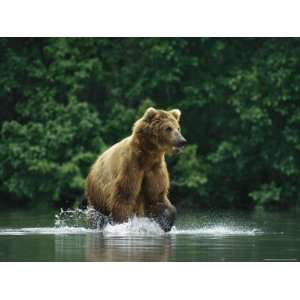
[133, 107, 187, 154]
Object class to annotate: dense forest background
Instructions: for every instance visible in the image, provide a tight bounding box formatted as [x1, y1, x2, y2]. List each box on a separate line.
[1, 37, 300, 211]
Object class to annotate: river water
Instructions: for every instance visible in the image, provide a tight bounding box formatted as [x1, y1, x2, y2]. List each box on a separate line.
[0, 208, 299, 261]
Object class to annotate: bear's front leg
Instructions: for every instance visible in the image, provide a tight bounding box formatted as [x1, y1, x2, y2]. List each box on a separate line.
[145, 199, 176, 232]
[153, 203, 177, 232]
[87, 209, 113, 229]
[111, 201, 133, 223]
[143, 162, 177, 232]
[156, 206, 176, 232]
[111, 166, 144, 223]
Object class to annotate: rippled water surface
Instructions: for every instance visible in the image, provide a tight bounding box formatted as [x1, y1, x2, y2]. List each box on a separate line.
[0, 208, 299, 261]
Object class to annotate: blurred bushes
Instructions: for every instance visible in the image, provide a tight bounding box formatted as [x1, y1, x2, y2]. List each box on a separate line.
[1, 38, 300, 209]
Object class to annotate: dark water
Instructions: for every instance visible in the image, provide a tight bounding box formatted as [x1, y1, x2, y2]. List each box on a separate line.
[0, 208, 299, 261]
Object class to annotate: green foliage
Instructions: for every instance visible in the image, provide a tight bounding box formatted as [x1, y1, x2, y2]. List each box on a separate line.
[171, 145, 208, 209]
[173, 145, 207, 189]
[1, 37, 300, 210]
[0, 99, 105, 206]
[249, 182, 281, 207]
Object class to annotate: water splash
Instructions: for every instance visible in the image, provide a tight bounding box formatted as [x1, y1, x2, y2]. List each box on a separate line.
[0, 209, 262, 236]
[172, 225, 260, 236]
[103, 217, 164, 236]
[101, 218, 260, 236]
[0, 227, 97, 235]
[54, 208, 92, 228]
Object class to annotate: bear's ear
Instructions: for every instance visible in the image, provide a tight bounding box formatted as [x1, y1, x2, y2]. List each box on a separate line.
[169, 109, 181, 122]
[143, 107, 157, 121]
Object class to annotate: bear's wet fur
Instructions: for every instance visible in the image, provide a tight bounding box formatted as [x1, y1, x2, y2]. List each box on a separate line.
[85, 107, 186, 232]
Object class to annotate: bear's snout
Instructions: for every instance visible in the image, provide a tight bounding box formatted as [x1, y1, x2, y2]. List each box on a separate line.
[176, 136, 187, 148]
[172, 133, 187, 154]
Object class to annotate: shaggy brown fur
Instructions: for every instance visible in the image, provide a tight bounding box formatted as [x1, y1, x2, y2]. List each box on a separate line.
[85, 107, 186, 231]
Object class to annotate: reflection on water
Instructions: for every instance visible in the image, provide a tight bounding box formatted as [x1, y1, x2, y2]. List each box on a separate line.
[0, 208, 299, 261]
[86, 235, 173, 262]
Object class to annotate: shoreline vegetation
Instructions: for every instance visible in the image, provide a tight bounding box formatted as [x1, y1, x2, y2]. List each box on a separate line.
[1, 38, 300, 211]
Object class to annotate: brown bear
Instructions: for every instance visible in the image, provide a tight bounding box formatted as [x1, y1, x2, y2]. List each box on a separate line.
[85, 107, 187, 232]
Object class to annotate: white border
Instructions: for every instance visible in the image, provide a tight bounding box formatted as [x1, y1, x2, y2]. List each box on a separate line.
[0, 262, 299, 300]
[1, 0, 300, 36]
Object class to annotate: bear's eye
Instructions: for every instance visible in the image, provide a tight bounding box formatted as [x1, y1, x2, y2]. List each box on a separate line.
[166, 127, 173, 132]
